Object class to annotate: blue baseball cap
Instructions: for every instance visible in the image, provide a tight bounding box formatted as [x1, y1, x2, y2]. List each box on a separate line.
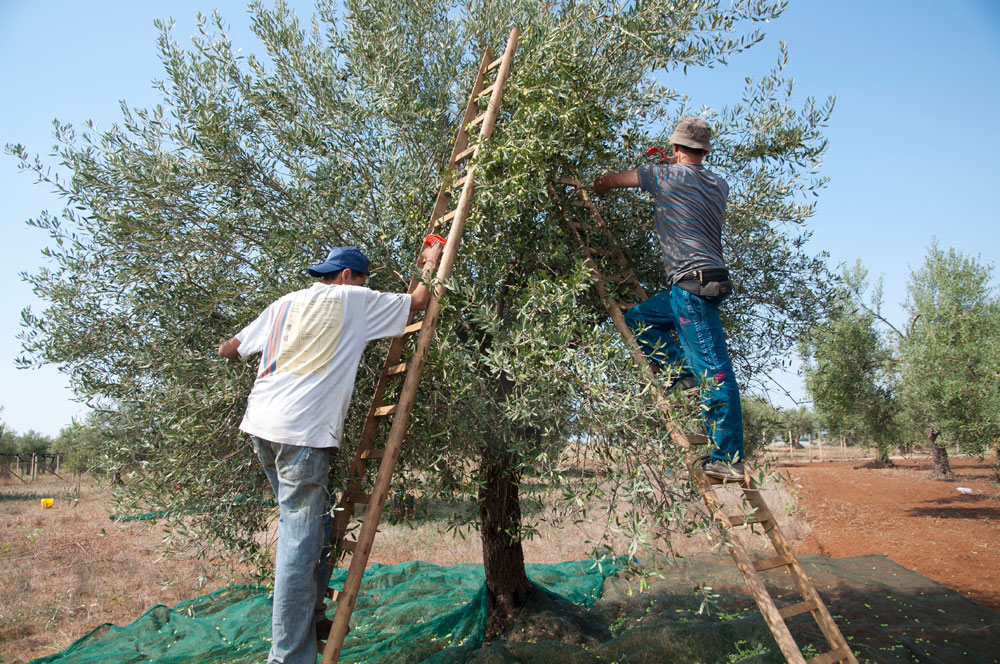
[308, 246, 371, 277]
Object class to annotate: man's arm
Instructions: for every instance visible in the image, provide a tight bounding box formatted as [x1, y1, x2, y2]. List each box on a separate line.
[218, 336, 241, 361]
[409, 241, 444, 312]
[592, 169, 641, 195]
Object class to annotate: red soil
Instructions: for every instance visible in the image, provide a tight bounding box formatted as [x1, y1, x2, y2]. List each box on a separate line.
[787, 457, 1000, 612]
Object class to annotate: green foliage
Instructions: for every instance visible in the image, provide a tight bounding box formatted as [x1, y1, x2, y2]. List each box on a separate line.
[740, 396, 782, 455]
[0, 413, 16, 455]
[51, 413, 110, 474]
[799, 262, 903, 461]
[11, 0, 833, 580]
[12, 430, 54, 455]
[899, 241, 1000, 457]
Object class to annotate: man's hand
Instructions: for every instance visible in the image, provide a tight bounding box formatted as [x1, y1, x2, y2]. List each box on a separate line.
[420, 240, 444, 270]
[411, 238, 445, 312]
[218, 336, 241, 361]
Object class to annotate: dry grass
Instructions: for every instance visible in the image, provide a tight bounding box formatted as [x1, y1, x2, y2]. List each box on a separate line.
[0, 464, 810, 664]
[0, 475, 248, 664]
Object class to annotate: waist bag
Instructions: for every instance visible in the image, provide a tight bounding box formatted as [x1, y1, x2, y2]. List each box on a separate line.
[675, 268, 732, 299]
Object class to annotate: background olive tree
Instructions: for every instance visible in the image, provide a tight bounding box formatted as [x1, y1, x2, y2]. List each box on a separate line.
[13, 0, 834, 636]
[799, 262, 904, 466]
[900, 242, 1000, 478]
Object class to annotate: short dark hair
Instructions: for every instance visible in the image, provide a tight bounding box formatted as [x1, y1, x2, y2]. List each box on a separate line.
[319, 268, 350, 282]
[675, 144, 707, 158]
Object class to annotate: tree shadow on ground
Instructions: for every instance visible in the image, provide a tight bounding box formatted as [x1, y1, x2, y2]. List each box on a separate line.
[456, 552, 1000, 664]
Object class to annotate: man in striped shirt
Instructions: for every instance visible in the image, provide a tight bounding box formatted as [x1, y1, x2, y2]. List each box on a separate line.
[593, 117, 744, 481]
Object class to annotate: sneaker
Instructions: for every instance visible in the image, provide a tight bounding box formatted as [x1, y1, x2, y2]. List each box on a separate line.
[702, 457, 745, 482]
[665, 374, 698, 395]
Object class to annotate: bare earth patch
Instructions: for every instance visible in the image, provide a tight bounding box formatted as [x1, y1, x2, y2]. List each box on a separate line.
[786, 456, 1000, 612]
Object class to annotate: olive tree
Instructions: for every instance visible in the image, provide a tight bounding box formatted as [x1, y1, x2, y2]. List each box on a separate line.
[900, 242, 1000, 479]
[13, 0, 833, 636]
[799, 262, 903, 466]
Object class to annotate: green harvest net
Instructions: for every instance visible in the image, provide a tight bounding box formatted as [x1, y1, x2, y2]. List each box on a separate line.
[29, 559, 616, 664]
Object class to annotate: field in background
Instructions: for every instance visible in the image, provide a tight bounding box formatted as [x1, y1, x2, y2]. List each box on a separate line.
[2, 454, 997, 663]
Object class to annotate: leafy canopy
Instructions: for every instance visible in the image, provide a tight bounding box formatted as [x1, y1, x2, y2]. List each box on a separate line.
[12, 0, 834, 570]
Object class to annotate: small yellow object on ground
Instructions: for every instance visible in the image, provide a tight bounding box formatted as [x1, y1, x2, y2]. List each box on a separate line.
[40, 498, 54, 509]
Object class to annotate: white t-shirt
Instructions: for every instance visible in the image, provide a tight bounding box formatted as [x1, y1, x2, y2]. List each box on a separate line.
[236, 283, 411, 448]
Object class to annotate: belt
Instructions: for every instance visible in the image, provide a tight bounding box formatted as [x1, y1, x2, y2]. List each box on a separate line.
[676, 268, 730, 284]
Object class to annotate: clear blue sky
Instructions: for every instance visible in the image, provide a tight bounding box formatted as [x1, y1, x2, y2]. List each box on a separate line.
[1, 1, 998, 435]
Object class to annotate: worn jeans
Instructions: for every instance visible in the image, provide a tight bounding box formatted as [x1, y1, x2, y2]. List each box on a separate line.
[252, 436, 334, 664]
[624, 286, 744, 461]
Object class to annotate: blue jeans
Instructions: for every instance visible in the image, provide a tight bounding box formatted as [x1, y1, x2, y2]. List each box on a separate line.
[252, 437, 334, 664]
[624, 287, 744, 461]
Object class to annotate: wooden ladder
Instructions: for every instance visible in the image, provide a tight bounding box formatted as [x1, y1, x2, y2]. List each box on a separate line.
[319, 28, 520, 664]
[549, 179, 857, 664]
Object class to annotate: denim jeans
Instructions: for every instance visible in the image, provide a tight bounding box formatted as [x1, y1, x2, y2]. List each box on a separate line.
[624, 286, 744, 461]
[252, 437, 334, 664]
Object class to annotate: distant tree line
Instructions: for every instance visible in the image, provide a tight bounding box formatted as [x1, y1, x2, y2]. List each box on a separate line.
[0, 407, 106, 474]
[798, 242, 1000, 479]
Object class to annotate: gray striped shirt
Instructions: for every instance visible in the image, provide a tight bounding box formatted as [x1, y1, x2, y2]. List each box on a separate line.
[637, 163, 729, 283]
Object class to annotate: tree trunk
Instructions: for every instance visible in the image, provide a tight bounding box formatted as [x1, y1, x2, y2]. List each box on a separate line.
[873, 444, 894, 468]
[479, 444, 532, 641]
[928, 427, 953, 479]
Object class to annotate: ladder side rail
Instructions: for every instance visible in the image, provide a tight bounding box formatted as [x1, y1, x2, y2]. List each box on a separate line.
[322, 29, 520, 663]
[427, 46, 493, 227]
[330, 39, 501, 551]
[742, 483, 859, 663]
[550, 183, 696, 451]
[694, 476, 809, 664]
[553, 179, 856, 664]
[575, 187, 648, 299]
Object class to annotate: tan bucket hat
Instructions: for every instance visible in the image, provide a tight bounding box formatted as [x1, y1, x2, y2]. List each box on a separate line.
[669, 117, 712, 151]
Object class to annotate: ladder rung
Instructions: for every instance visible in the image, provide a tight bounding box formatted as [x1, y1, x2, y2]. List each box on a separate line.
[805, 646, 852, 664]
[778, 598, 819, 620]
[404, 321, 423, 335]
[384, 362, 409, 377]
[452, 173, 470, 189]
[432, 208, 457, 229]
[684, 433, 710, 446]
[726, 510, 763, 527]
[467, 112, 487, 128]
[359, 448, 385, 460]
[373, 404, 397, 417]
[588, 246, 613, 256]
[753, 554, 792, 571]
[486, 55, 503, 71]
[340, 539, 357, 553]
[350, 492, 371, 505]
[453, 145, 477, 163]
[476, 82, 496, 100]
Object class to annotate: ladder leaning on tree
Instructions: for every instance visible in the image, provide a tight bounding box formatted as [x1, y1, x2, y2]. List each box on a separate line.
[548, 179, 858, 664]
[319, 28, 521, 664]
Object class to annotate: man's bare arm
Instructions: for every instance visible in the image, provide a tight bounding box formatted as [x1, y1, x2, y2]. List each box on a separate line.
[218, 336, 241, 361]
[592, 169, 641, 195]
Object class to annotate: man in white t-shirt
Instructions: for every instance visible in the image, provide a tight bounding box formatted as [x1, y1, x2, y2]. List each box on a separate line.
[218, 242, 442, 664]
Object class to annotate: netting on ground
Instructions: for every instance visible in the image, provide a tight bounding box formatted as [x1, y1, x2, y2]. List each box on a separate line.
[28, 559, 616, 664]
[28, 554, 1000, 663]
